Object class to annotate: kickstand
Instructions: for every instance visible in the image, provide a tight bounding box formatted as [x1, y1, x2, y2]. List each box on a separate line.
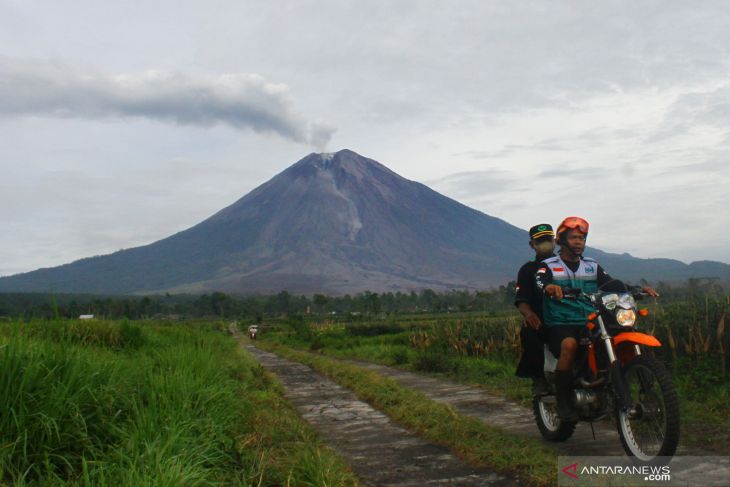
[589, 422, 596, 440]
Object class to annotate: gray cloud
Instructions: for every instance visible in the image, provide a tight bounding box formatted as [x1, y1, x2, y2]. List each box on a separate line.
[455, 141, 570, 161]
[0, 56, 335, 149]
[425, 170, 522, 200]
[536, 166, 604, 180]
[651, 85, 730, 142]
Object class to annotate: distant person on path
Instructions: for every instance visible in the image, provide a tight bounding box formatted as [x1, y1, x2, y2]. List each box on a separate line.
[514, 223, 555, 396]
[535, 216, 658, 420]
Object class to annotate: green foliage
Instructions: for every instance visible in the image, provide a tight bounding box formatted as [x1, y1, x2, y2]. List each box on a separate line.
[0, 338, 121, 482]
[0, 284, 522, 320]
[118, 320, 145, 349]
[287, 314, 313, 341]
[346, 322, 404, 337]
[413, 349, 451, 373]
[673, 356, 728, 398]
[309, 334, 326, 352]
[0, 319, 357, 486]
[390, 347, 410, 365]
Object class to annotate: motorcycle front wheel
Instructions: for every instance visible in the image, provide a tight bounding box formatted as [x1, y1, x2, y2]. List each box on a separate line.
[616, 356, 680, 461]
[533, 395, 577, 441]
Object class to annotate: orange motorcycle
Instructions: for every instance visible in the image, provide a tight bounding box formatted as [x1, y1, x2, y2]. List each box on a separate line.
[533, 286, 680, 461]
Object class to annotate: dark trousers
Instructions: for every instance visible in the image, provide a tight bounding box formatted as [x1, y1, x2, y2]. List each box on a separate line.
[516, 324, 546, 378]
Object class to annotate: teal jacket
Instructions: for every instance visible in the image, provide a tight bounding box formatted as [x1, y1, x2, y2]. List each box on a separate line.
[536, 256, 599, 326]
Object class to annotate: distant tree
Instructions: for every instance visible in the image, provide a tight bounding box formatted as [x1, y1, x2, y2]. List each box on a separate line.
[211, 292, 230, 317]
[313, 294, 328, 312]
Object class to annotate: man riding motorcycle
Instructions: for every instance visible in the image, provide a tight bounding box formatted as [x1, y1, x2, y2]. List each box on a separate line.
[535, 216, 658, 421]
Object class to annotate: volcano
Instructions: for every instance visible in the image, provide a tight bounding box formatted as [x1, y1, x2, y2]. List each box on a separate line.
[1, 149, 728, 294]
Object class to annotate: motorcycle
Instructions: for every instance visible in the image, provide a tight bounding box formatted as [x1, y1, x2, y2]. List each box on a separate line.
[533, 285, 680, 461]
[248, 325, 258, 340]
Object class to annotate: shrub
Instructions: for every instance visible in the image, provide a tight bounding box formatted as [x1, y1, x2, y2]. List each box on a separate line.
[413, 349, 451, 373]
[119, 320, 145, 349]
[287, 315, 313, 341]
[347, 323, 403, 337]
[390, 347, 409, 365]
[309, 335, 326, 352]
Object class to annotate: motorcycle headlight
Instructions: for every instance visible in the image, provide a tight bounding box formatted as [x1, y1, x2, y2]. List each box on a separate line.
[616, 308, 636, 327]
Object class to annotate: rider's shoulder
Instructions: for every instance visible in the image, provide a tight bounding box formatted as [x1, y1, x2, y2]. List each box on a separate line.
[518, 261, 535, 273]
[542, 256, 560, 264]
[582, 256, 598, 264]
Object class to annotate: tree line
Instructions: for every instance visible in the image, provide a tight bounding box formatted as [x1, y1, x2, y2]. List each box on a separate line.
[0, 285, 519, 320]
[0, 278, 726, 321]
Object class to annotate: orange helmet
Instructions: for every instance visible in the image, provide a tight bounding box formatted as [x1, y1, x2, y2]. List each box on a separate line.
[556, 216, 589, 242]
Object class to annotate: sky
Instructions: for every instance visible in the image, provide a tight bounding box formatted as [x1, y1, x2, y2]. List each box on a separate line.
[1, 0, 729, 277]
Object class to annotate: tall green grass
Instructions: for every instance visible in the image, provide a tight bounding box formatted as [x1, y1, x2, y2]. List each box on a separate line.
[0, 319, 357, 486]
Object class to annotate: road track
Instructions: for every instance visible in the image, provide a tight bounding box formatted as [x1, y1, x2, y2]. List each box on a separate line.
[242, 343, 514, 486]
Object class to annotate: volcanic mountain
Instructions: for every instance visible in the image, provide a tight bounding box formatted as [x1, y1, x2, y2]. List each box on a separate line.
[1, 149, 728, 295]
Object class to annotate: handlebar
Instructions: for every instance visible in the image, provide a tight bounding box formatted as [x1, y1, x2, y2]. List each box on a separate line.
[559, 286, 652, 300]
[561, 287, 583, 300]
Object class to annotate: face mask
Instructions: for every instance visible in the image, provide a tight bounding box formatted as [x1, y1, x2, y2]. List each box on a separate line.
[534, 241, 555, 256]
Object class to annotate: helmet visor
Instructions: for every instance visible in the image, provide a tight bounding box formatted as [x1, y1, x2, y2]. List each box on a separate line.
[560, 216, 589, 234]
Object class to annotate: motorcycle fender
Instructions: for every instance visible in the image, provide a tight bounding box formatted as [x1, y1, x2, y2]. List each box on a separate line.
[613, 332, 661, 348]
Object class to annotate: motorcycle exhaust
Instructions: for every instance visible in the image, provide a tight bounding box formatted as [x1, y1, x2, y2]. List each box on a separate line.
[573, 389, 600, 407]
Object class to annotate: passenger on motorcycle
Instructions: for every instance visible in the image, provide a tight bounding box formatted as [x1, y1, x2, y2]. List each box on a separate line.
[514, 223, 556, 396]
[534, 216, 658, 421]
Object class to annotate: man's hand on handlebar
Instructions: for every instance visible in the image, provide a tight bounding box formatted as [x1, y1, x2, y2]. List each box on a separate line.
[641, 286, 660, 297]
[544, 284, 564, 300]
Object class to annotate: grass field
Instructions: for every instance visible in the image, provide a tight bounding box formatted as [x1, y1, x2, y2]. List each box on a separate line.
[0, 319, 357, 486]
[2, 293, 725, 485]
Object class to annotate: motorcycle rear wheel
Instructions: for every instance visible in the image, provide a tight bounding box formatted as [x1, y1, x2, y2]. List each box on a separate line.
[533, 395, 577, 441]
[616, 356, 680, 461]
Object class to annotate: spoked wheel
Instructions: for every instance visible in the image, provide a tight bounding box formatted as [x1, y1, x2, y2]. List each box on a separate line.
[616, 356, 680, 461]
[533, 395, 577, 441]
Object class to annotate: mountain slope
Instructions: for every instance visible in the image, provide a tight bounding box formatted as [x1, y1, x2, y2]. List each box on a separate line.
[1, 149, 728, 294]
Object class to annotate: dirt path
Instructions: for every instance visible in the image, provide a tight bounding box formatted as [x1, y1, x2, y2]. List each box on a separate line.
[343, 359, 623, 456]
[343, 358, 707, 456]
[238, 341, 514, 486]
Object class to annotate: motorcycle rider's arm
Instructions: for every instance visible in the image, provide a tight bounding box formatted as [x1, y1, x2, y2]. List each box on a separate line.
[535, 266, 563, 299]
[597, 266, 659, 296]
[597, 266, 625, 291]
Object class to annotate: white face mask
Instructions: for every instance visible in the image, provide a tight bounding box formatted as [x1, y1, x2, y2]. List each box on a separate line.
[534, 240, 555, 256]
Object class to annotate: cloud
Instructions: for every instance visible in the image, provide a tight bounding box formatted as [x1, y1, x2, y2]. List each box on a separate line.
[651, 85, 730, 142]
[425, 170, 521, 200]
[0, 56, 335, 149]
[536, 166, 604, 180]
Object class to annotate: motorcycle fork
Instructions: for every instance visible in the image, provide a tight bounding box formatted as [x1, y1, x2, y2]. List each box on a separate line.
[596, 316, 634, 411]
